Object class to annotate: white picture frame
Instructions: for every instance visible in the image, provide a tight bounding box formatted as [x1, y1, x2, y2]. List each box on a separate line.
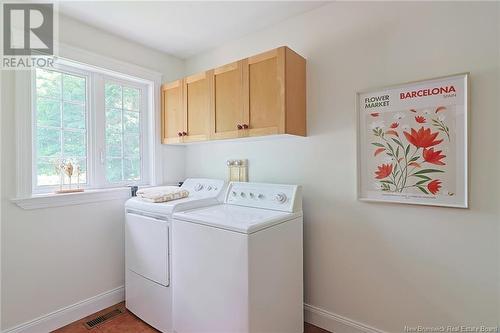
[357, 73, 469, 208]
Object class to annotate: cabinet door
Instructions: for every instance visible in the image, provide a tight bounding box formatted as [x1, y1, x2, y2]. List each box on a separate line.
[161, 80, 184, 144]
[244, 47, 285, 137]
[210, 62, 244, 140]
[184, 72, 209, 142]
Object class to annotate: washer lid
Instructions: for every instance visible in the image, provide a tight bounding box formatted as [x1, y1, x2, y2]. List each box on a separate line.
[173, 204, 302, 234]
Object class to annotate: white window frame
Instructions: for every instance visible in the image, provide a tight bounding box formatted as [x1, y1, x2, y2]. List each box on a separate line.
[13, 43, 164, 207]
[96, 75, 149, 188]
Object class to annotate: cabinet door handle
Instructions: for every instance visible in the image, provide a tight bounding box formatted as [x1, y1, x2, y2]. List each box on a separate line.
[182, 131, 187, 136]
[237, 124, 243, 130]
[242, 124, 249, 129]
[178, 132, 183, 137]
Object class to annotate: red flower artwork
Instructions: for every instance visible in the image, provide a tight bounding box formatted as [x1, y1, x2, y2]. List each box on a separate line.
[370, 101, 452, 196]
[371, 116, 447, 195]
[403, 127, 443, 148]
[375, 164, 393, 179]
[423, 148, 446, 165]
[415, 116, 426, 123]
[427, 179, 442, 194]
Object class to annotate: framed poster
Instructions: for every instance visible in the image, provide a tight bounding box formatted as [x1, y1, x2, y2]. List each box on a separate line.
[357, 73, 469, 208]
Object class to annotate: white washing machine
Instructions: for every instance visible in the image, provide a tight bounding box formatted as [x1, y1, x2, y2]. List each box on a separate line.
[172, 182, 303, 333]
[124, 178, 225, 333]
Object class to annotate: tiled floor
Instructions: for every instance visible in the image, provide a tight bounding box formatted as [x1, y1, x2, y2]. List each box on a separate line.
[53, 302, 330, 333]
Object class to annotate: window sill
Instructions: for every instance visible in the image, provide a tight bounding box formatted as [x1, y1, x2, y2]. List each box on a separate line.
[11, 187, 131, 210]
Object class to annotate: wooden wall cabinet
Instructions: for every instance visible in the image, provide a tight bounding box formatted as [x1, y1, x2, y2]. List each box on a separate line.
[161, 46, 306, 144]
[184, 72, 210, 143]
[161, 80, 184, 144]
[161, 72, 210, 144]
[210, 61, 245, 140]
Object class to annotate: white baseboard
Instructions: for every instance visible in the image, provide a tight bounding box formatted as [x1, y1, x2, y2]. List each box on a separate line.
[2, 286, 125, 333]
[2, 291, 385, 333]
[304, 303, 388, 333]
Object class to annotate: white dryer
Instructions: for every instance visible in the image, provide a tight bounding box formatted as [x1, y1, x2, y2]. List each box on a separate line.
[124, 178, 225, 333]
[172, 182, 303, 333]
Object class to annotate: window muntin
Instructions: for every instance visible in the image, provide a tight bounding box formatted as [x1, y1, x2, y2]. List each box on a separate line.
[34, 68, 88, 187]
[104, 82, 142, 183]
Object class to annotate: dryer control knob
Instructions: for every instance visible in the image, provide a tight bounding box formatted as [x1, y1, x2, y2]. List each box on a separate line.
[274, 193, 287, 203]
[194, 183, 203, 191]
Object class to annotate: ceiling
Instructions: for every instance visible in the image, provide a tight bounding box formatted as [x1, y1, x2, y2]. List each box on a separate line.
[58, 1, 326, 59]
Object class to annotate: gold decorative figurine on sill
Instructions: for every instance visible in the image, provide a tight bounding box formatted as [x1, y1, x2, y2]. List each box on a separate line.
[54, 159, 84, 194]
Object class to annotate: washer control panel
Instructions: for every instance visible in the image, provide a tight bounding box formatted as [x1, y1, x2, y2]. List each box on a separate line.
[181, 178, 225, 198]
[225, 182, 302, 213]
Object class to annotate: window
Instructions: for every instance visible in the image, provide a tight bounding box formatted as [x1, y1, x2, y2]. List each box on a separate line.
[104, 82, 142, 183]
[32, 63, 149, 192]
[34, 68, 88, 187]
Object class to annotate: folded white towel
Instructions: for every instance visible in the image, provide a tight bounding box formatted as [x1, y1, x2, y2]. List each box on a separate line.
[136, 186, 189, 203]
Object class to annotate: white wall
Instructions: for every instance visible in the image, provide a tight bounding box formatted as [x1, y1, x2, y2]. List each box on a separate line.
[184, 2, 500, 332]
[0, 15, 185, 330]
[59, 15, 184, 81]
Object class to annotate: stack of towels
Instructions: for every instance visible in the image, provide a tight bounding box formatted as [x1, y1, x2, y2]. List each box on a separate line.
[136, 186, 189, 203]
